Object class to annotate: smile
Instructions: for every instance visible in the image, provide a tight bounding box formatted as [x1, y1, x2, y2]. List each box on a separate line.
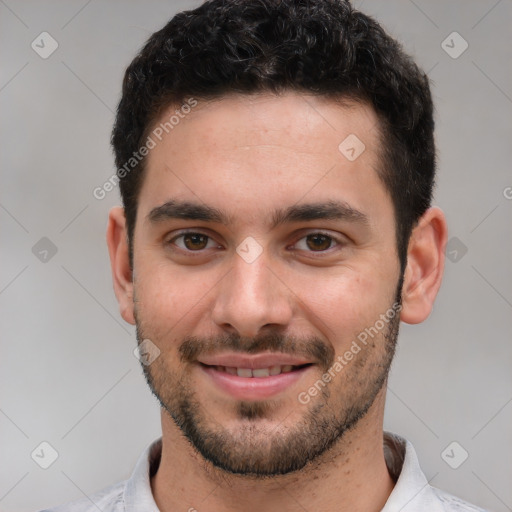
[202, 363, 311, 378]
[197, 355, 314, 401]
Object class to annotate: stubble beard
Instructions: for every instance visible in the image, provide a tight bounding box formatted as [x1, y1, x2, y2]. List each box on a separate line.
[135, 283, 402, 477]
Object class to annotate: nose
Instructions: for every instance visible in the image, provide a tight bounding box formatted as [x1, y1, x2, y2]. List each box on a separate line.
[211, 249, 294, 339]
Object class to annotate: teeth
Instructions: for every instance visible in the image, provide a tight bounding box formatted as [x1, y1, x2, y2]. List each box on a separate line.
[252, 368, 270, 378]
[237, 368, 253, 378]
[269, 365, 282, 376]
[212, 364, 303, 377]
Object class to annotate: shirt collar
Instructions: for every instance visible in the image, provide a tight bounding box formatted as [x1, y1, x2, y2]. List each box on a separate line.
[381, 431, 444, 511]
[123, 432, 442, 511]
[123, 438, 162, 512]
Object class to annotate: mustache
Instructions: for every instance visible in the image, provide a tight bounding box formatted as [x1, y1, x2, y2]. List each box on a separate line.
[179, 331, 335, 370]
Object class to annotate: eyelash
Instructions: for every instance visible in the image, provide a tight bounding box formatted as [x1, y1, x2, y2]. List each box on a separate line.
[166, 230, 345, 256]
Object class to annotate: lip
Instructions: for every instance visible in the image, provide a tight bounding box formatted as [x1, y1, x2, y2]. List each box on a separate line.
[197, 352, 312, 369]
[198, 361, 314, 401]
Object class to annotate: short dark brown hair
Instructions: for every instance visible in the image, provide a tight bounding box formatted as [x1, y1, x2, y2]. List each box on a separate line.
[111, 0, 435, 271]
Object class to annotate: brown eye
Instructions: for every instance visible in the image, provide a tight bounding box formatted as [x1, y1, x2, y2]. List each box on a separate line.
[293, 232, 342, 253]
[183, 233, 208, 250]
[305, 234, 333, 251]
[170, 232, 217, 252]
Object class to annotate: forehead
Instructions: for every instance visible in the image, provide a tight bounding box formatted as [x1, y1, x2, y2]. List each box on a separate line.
[150, 93, 381, 158]
[138, 92, 390, 229]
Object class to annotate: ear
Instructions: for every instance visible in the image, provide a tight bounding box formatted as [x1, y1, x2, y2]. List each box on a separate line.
[400, 207, 448, 324]
[106, 206, 135, 325]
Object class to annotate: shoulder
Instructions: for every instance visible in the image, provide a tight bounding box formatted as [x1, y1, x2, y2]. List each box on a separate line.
[39, 480, 126, 512]
[432, 486, 489, 512]
[382, 432, 488, 512]
[40, 437, 162, 512]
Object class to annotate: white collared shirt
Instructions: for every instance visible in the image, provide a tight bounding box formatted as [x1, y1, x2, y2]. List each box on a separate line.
[41, 432, 487, 511]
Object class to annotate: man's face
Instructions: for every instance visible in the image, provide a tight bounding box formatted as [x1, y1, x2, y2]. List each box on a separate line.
[131, 93, 403, 475]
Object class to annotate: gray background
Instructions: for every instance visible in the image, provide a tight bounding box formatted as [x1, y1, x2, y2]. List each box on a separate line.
[1, 1, 511, 511]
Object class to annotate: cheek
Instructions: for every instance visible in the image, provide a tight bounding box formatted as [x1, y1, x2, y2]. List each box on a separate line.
[134, 261, 220, 332]
[297, 269, 392, 343]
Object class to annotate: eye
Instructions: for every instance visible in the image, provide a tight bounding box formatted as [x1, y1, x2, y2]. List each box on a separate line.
[166, 230, 344, 256]
[292, 232, 342, 252]
[168, 231, 220, 252]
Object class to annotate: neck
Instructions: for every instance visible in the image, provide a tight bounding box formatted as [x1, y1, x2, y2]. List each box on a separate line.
[151, 388, 394, 512]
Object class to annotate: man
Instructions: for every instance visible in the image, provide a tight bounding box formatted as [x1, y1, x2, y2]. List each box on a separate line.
[44, 0, 487, 510]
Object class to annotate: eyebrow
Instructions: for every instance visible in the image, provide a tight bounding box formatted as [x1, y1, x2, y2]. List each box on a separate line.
[147, 199, 369, 230]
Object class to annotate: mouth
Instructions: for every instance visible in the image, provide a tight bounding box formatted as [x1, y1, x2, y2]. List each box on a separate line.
[199, 363, 312, 377]
[196, 354, 315, 401]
